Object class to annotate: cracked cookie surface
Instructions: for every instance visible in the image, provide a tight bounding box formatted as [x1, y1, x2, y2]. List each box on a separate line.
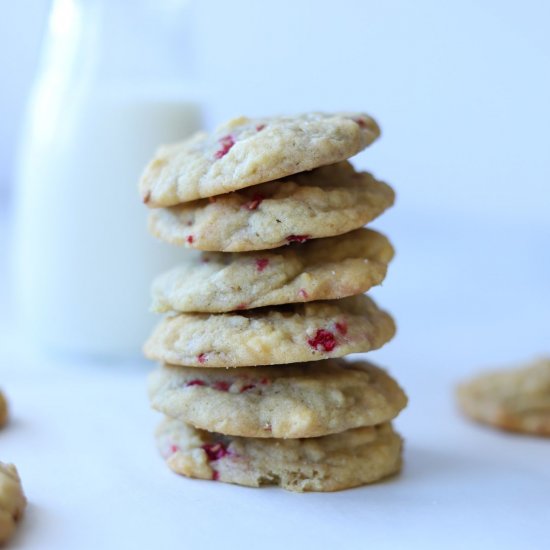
[149, 359, 407, 438]
[148, 161, 394, 251]
[140, 112, 380, 207]
[151, 228, 394, 313]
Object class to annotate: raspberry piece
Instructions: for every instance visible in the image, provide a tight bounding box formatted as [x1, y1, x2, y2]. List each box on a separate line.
[236, 303, 247, 310]
[186, 235, 194, 244]
[212, 381, 231, 392]
[214, 134, 235, 159]
[243, 194, 264, 211]
[197, 353, 207, 364]
[255, 258, 269, 272]
[185, 379, 206, 387]
[212, 470, 220, 481]
[286, 234, 310, 244]
[240, 383, 256, 393]
[335, 321, 348, 336]
[307, 329, 337, 352]
[259, 378, 270, 385]
[202, 443, 229, 461]
[170, 444, 180, 454]
[298, 289, 309, 299]
[353, 116, 367, 128]
[256, 124, 266, 131]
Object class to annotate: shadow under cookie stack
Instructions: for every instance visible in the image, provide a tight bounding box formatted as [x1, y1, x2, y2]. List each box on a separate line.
[140, 112, 407, 492]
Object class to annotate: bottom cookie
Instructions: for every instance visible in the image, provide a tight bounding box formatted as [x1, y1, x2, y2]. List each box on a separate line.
[156, 418, 403, 492]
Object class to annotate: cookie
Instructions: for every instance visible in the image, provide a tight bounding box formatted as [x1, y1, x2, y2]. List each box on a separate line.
[148, 161, 394, 251]
[140, 112, 380, 207]
[0, 391, 7, 428]
[144, 295, 396, 368]
[156, 418, 402, 492]
[457, 357, 550, 436]
[0, 463, 26, 544]
[149, 359, 407, 438]
[151, 228, 394, 313]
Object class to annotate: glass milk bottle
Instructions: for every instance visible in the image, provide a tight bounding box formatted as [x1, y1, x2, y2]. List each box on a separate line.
[13, 0, 201, 358]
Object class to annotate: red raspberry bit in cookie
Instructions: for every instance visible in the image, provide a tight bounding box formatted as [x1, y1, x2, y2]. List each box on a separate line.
[186, 235, 194, 244]
[298, 288, 309, 299]
[202, 443, 229, 461]
[185, 379, 207, 387]
[255, 258, 269, 272]
[243, 194, 265, 211]
[259, 378, 270, 385]
[143, 191, 151, 204]
[212, 380, 231, 392]
[335, 321, 348, 336]
[353, 116, 367, 128]
[239, 383, 256, 393]
[286, 234, 310, 244]
[170, 444, 180, 454]
[307, 329, 337, 352]
[236, 303, 248, 310]
[212, 470, 220, 481]
[197, 353, 207, 364]
[214, 134, 235, 159]
[256, 124, 266, 131]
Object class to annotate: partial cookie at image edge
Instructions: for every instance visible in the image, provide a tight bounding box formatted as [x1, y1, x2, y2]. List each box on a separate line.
[0, 462, 27, 544]
[456, 357, 550, 436]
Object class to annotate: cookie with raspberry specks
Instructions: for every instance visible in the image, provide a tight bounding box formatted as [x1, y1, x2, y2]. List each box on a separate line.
[156, 418, 402, 492]
[0, 463, 26, 544]
[144, 295, 395, 368]
[151, 228, 394, 313]
[149, 359, 407, 438]
[147, 161, 394, 251]
[0, 391, 7, 428]
[140, 112, 380, 207]
[457, 357, 550, 436]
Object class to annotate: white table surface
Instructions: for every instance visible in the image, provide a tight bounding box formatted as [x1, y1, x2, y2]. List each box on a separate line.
[1, 208, 549, 550]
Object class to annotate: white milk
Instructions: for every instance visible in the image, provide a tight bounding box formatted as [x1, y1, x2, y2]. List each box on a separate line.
[13, 93, 201, 358]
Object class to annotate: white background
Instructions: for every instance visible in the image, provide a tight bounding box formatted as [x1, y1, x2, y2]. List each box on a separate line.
[1, 1, 549, 549]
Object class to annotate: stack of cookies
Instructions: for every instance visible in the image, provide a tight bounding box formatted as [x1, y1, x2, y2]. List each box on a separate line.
[140, 112, 407, 492]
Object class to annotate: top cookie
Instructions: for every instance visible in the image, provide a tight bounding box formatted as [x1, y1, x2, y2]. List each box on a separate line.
[457, 357, 550, 436]
[140, 112, 380, 207]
